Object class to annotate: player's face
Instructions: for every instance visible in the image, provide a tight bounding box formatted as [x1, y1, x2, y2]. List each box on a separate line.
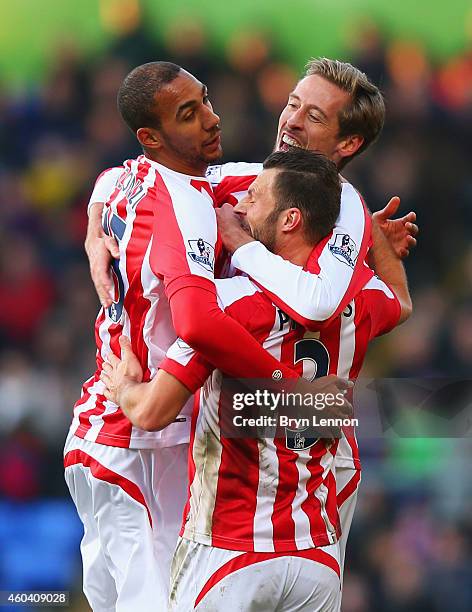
[235, 170, 280, 252]
[152, 72, 222, 175]
[275, 75, 351, 167]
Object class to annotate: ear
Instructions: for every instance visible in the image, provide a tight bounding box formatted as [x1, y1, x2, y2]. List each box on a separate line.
[336, 134, 364, 161]
[280, 208, 303, 234]
[136, 127, 161, 151]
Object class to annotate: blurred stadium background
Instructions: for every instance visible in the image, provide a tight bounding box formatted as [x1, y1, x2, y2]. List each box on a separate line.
[1, 1, 472, 610]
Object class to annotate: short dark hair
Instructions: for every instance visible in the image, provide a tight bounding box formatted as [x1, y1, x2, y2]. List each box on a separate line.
[263, 149, 341, 244]
[305, 58, 385, 168]
[117, 61, 182, 133]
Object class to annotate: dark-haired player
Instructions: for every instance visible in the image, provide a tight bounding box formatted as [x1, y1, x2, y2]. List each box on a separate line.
[64, 63, 353, 611]
[100, 149, 411, 611]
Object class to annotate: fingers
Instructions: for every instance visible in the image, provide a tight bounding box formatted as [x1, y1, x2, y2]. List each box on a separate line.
[337, 397, 354, 418]
[99, 370, 113, 399]
[107, 353, 120, 368]
[102, 361, 112, 375]
[87, 236, 118, 308]
[398, 247, 408, 259]
[91, 266, 114, 309]
[100, 354, 121, 376]
[375, 196, 401, 221]
[219, 203, 234, 213]
[405, 222, 419, 237]
[100, 361, 118, 402]
[104, 235, 120, 259]
[327, 375, 354, 391]
[119, 335, 132, 358]
[402, 211, 416, 223]
[398, 235, 418, 259]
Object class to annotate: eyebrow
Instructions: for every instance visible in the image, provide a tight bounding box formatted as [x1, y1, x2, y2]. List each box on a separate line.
[288, 93, 328, 121]
[176, 85, 208, 119]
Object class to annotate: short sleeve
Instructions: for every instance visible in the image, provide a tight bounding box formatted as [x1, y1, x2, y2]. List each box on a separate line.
[207, 162, 262, 207]
[149, 172, 218, 287]
[87, 167, 123, 214]
[361, 276, 402, 339]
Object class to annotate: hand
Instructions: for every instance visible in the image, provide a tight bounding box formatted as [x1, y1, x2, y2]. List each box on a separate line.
[85, 204, 120, 308]
[293, 375, 354, 438]
[100, 336, 143, 405]
[216, 203, 255, 253]
[372, 197, 418, 259]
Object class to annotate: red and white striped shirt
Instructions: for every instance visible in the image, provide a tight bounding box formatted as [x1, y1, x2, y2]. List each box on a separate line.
[74, 159, 374, 450]
[209, 162, 375, 470]
[161, 271, 400, 553]
[71, 156, 217, 448]
[209, 162, 374, 326]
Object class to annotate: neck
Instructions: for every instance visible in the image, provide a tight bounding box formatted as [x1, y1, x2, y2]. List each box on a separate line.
[145, 151, 207, 177]
[275, 235, 313, 267]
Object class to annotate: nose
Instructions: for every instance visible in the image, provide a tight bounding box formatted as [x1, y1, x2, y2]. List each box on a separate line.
[286, 107, 304, 130]
[234, 200, 248, 214]
[203, 105, 221, 131]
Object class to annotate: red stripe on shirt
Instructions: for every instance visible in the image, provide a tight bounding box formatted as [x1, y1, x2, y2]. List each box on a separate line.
[149, 169, 191, 284]
[271, 440, 299, 551]
[337, 468, 361, 508]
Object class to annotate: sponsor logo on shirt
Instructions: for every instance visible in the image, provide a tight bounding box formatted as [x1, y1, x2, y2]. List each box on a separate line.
[329, 233, 358, 268]
[188, 238, 215, 272]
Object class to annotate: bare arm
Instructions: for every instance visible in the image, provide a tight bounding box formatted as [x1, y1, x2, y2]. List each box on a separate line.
[101, 336, 354, 435]
[100, 336, 191, 431]
[85, 203, 120, 308]
[369, 219, 413, 324]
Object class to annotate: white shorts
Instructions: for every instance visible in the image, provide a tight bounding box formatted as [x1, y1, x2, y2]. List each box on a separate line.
[336, 466, 361, 612]
[169, 538, 341, 612]
[64, 433, 188, 612]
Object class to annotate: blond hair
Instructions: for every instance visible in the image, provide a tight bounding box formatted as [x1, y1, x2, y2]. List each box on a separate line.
[305, 58, 385, 167]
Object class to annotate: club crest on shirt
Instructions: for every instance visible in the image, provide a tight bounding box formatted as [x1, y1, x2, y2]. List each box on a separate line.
[188, 238, 215, 272]
[329, 233, 358, 268]
[285, 427, 318, 451]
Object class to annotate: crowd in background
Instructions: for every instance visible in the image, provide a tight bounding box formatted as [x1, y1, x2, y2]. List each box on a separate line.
[1, 17, 472, 611]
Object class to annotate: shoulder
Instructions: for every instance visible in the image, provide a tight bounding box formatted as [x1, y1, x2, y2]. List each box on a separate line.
[357, 275, 401, 337]
[94, 166, 124, 186]
[206, 162, 262, 185]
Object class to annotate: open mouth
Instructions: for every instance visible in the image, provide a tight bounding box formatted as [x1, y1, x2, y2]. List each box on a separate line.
[278, 132, 304, 152]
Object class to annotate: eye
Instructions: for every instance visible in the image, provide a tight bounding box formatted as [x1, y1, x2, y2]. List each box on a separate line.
[203, 94, 210, 104]
[308, 115, 320, 123]
[183, 111, 195, 122]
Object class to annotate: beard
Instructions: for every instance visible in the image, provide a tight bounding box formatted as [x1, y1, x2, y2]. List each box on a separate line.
[251, 209, 280, 253]
[160, 128, 222, 169]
